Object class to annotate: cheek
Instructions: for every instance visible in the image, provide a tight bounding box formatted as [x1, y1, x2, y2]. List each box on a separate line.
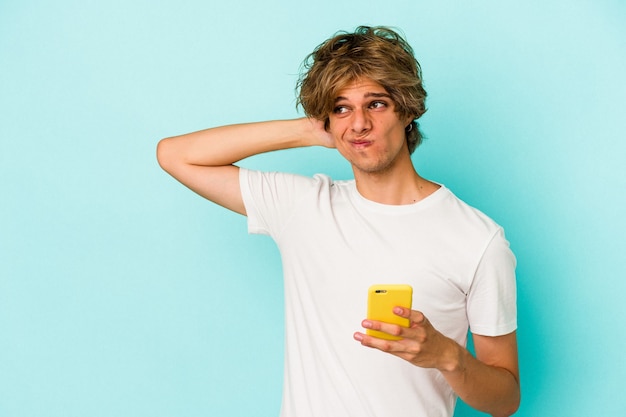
[334, 140, 351, 159]
[389, 125, 408, 146]
[328, 121, 349, 144]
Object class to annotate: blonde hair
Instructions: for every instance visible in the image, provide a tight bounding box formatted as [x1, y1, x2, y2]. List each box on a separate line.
[297, 26, 427, 153]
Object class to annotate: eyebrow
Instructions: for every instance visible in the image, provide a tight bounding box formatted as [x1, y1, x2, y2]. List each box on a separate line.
[334, 92, 392, 102]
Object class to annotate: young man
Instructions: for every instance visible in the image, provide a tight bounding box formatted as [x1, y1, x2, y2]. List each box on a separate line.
[157, 26, 520, 417]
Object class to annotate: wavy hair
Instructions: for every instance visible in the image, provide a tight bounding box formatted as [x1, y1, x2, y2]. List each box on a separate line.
[297, 26, 427, 153]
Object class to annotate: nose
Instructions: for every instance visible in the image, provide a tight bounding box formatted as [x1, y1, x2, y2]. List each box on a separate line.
[351, 108, 371, 135]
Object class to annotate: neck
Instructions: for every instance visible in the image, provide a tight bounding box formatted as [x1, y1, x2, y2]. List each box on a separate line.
[353, 160, 439, 205]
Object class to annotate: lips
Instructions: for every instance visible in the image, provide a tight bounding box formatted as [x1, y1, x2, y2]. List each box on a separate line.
[350, 139, 373, 149]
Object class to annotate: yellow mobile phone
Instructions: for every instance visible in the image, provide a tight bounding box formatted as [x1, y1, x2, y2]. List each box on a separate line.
[367, 284, 413, 341]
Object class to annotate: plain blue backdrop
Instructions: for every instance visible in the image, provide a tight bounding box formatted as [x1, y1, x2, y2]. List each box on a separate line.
[1, 0, 625, 416]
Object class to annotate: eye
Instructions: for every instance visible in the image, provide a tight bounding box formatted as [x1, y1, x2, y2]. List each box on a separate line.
[369, 100, 388, 110]
[333, 105, 350, 115]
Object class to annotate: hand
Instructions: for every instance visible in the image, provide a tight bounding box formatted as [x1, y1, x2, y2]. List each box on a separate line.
[353, 306, 461, 372]
[304, 117, 335, 149]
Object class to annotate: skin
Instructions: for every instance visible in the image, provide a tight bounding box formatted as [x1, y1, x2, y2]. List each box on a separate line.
[330, 80, 410, 175]
[330, 80, 520, 416]
[354, 308, 520, 417]
[156, 77, 520, 416]
[327, 79, 439, 204]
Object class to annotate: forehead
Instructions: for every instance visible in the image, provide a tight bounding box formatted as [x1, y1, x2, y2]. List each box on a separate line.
[334, 78, 389, 100]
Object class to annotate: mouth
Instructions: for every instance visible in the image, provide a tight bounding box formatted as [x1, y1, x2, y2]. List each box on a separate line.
[349, 139, 373, 150]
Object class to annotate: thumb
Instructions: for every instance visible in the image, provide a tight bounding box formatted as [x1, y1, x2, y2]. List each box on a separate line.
[409, 310, 429, 328]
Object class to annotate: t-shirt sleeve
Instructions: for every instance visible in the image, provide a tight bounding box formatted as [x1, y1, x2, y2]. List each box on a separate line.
[239, 168, 317, 237]
[466, 228, 517, 336]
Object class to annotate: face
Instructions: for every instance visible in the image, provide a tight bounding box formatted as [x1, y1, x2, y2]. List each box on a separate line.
[328, 78, 412, 176]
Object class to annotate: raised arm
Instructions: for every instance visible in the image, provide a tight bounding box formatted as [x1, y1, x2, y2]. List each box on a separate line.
[156, 118, 333, 215]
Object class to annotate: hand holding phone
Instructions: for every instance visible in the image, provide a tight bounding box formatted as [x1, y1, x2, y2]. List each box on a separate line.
[366, 284, 413, 341]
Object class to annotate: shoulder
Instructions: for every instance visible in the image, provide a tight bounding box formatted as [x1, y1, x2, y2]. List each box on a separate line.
[240, 168, 340, 190]
[240, 168, 356, 205]
[240, 169, 354, 235]
[438, 187, 502, 231]
[428, 187, 509, 255]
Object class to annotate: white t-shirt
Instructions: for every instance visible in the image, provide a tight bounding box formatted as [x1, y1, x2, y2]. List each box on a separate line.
[239, 169, 517, 417]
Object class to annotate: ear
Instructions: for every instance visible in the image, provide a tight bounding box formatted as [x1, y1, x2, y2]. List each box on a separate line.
[324, 117, 331, 131]
[399, 111, 413, 124]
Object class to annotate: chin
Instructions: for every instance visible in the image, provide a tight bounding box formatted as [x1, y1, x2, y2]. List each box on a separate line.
[352, 161, 394, 175]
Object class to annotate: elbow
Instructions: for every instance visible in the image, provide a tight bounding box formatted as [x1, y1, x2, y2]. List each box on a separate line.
[493, 392, 521, 417]
[508, 394, 521, 416]
[156, 137, 175, 173]
[494, 407, 519, 417]
[493, 407, 519, 417]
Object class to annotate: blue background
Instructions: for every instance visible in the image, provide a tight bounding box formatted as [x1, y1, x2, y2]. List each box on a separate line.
[1, 0, 625, 416]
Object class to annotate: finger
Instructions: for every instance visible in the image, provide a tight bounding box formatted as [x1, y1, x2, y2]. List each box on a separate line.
[408, 310, 428, 329]
[391, 307, 428, 325]
[393, 306, 411, 317]
[353, 331, 398, 352]
[362, 319, 405, 340]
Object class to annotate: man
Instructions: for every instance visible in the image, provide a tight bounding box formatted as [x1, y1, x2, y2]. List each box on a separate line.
[157, 26, 520, 417]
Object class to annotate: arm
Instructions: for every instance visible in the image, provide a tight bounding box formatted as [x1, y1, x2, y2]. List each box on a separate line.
[354, 308, 520, 417]
[156, 118, 333, 214]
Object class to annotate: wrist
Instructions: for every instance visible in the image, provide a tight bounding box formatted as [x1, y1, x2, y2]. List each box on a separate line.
[438, 338, 466, 374]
